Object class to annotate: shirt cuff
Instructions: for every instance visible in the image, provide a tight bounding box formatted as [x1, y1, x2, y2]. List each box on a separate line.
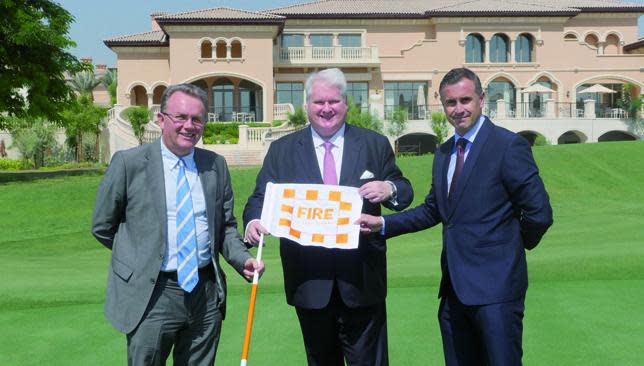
[380, 216, 386, 236]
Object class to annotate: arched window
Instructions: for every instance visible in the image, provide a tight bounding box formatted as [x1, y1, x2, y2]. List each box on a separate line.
[564, 33, 577, 41]
[231, 40, 242, 58]
[584, 33, 599, 48]
[515, 34, 533, 62]
[216, 40, 227, 59]
[490, 34, 509, 63]
[465, 34, 485, 63]
[486, 78, 516, 116]
[201, 40, 212, 58]
[604, 34, 620, 55]
[152, 85, 167, 105]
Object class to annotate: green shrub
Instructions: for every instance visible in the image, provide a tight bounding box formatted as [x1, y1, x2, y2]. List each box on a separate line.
[0, 158, 29, 171]
[124, 106, 151, 145]
[346, 99, 383, 134]
[272, 120, 286, 127]
[430, 111, 449, 146]
[533, 135, 550, 146]
[287, 106, 307, 127]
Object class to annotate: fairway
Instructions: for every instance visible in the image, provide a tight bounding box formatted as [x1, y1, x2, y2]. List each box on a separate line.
[1, 141, 643, 365]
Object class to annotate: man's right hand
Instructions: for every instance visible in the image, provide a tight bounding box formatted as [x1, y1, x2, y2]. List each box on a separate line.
[245, 219, 269, 245]
[356, 214, 384, 234]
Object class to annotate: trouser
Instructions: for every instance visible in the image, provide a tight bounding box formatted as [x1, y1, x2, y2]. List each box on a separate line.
[127, 264, 221, 366]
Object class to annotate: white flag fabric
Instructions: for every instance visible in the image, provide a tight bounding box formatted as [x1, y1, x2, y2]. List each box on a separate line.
[260, 182, 363, 249]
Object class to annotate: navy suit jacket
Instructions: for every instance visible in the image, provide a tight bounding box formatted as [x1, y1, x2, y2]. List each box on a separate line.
[385, 118, 552, 306]
[244, 124, 413, 309]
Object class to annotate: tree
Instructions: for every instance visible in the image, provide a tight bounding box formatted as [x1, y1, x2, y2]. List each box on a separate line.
[0, 1, 82, 129]
[387, 107, 408, 154]
[619, 83, 643, 121]
[430, 111, 450, 147]
[9, 117, 57, 169]
[345, 97, 383, 134]
[124, 106, 151, 145]
[61, 94, 107, 162]
[100, 69, 118, 106]
[69, 70, 101, 99]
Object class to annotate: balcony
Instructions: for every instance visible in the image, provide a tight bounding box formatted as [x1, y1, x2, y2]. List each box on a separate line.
[274, 46, 380, 67]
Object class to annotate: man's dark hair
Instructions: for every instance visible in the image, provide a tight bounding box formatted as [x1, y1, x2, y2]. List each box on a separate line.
[159, 83, 208, 119]
[439, 68, 483, 98]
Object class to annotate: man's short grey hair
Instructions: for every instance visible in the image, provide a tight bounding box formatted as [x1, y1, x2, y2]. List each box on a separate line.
[438, 68, 484, 99]
[304, 68, 347, 101]
[159, 83, 208, 119]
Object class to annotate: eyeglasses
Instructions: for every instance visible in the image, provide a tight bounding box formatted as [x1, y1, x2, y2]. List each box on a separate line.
[161, 112, 205, 127]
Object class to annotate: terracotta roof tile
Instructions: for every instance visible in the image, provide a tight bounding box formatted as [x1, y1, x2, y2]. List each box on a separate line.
[104, 30, 167, 47]
[156, 7, 284, 23]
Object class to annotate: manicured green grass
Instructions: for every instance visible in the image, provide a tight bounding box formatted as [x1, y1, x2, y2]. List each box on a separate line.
[1, 141, 643, 365]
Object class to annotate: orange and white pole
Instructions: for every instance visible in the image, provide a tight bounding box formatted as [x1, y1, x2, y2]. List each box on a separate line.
[240, 233, 264, 366]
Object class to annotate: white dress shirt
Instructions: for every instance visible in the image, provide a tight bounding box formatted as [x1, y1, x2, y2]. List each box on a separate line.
[160, 140, 211, 271]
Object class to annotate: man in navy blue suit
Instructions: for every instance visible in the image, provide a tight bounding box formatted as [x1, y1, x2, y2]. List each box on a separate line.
[243, 68, 413, 365]
[359, 68, 553, 365]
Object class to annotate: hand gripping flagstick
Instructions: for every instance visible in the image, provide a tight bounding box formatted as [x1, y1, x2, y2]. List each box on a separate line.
[240, 233, 264, 366]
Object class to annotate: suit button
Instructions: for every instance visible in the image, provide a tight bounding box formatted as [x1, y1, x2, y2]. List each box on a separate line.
[159, 253, 164, 259]
[150, 278, 156, 284]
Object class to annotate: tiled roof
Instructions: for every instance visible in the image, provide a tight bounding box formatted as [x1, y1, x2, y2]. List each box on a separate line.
[104, 30, 167, 47]
[155, 7, 285, 24]
[623, 38, 644, 52]
[265, 0, 644, 16]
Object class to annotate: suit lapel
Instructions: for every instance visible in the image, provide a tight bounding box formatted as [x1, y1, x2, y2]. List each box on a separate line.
[145, 140, 167, 241]
[194, 148, 217, 241]
[437, 139, 453, 216]
[296, 126, 325, 184]
[447, 118, 493, 219]
[339, 124, 362, 186]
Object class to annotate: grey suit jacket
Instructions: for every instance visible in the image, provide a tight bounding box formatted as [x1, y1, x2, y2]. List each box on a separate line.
[92, 140, 252, 334]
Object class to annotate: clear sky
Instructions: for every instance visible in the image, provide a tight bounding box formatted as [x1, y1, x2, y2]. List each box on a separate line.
[58, 0, 644, 67]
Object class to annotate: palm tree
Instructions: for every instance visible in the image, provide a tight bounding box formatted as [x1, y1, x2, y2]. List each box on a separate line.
[69, 70, 101, 100]
[100, 69, 118, 106]
[68, 70, 102, 160]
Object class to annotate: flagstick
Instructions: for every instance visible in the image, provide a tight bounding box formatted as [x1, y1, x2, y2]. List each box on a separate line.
[240, 233, 264, 366]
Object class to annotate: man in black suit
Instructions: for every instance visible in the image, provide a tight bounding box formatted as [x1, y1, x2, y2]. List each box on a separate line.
[359, 68, 553, 365]
[243, 68, 413, 365]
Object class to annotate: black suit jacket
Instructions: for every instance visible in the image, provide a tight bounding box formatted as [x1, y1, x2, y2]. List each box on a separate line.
[385, 118, 553, 305]
[244, 124, 413, 309]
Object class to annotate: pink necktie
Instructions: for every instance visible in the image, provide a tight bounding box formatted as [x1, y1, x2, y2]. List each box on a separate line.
[323, 141, 338, 185]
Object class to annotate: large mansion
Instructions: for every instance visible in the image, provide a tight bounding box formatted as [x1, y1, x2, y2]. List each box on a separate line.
[103, 0, 644, 162]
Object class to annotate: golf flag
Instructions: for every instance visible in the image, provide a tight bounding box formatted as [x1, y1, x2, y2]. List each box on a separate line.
[260, 182, 363, 249]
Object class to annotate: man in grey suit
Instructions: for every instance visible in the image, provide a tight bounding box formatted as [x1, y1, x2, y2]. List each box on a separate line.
[92, 83, 264, 366]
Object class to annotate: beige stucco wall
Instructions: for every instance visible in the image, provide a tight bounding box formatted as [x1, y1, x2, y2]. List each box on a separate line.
[108, 13, 643, 123]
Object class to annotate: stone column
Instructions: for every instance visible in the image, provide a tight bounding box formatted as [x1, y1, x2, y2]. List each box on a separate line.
[545, 99, 556, 118]
[497, 99, 507, 119]
[238, 124, 248, 146]
[584, 99, 596, 118]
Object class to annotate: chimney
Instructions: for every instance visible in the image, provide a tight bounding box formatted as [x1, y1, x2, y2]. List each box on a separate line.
[80, 57, 93, 65]
[150, 12, 168, 31]
[96, 64, 107, 72]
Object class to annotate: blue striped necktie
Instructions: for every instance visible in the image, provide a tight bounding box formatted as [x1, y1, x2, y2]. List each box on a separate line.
[176, 158, 199, 292]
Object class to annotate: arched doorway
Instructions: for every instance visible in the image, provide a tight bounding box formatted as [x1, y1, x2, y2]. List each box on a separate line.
[518, 131, 542, 146]
[152, 85, 167, 105]
[130, 85, 148, 107]
[486, 78, 516, 117]
[598, 131, 637, 142]
[558, 131, 586, 144]
[396, 133, 438, 155]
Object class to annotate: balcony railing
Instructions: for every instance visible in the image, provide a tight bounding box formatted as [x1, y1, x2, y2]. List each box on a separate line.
[275, 46, 379, 65]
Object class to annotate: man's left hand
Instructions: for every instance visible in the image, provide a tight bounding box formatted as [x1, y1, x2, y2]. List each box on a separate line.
[242, 258, 265, 280]
[359, 181, 393, 203]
